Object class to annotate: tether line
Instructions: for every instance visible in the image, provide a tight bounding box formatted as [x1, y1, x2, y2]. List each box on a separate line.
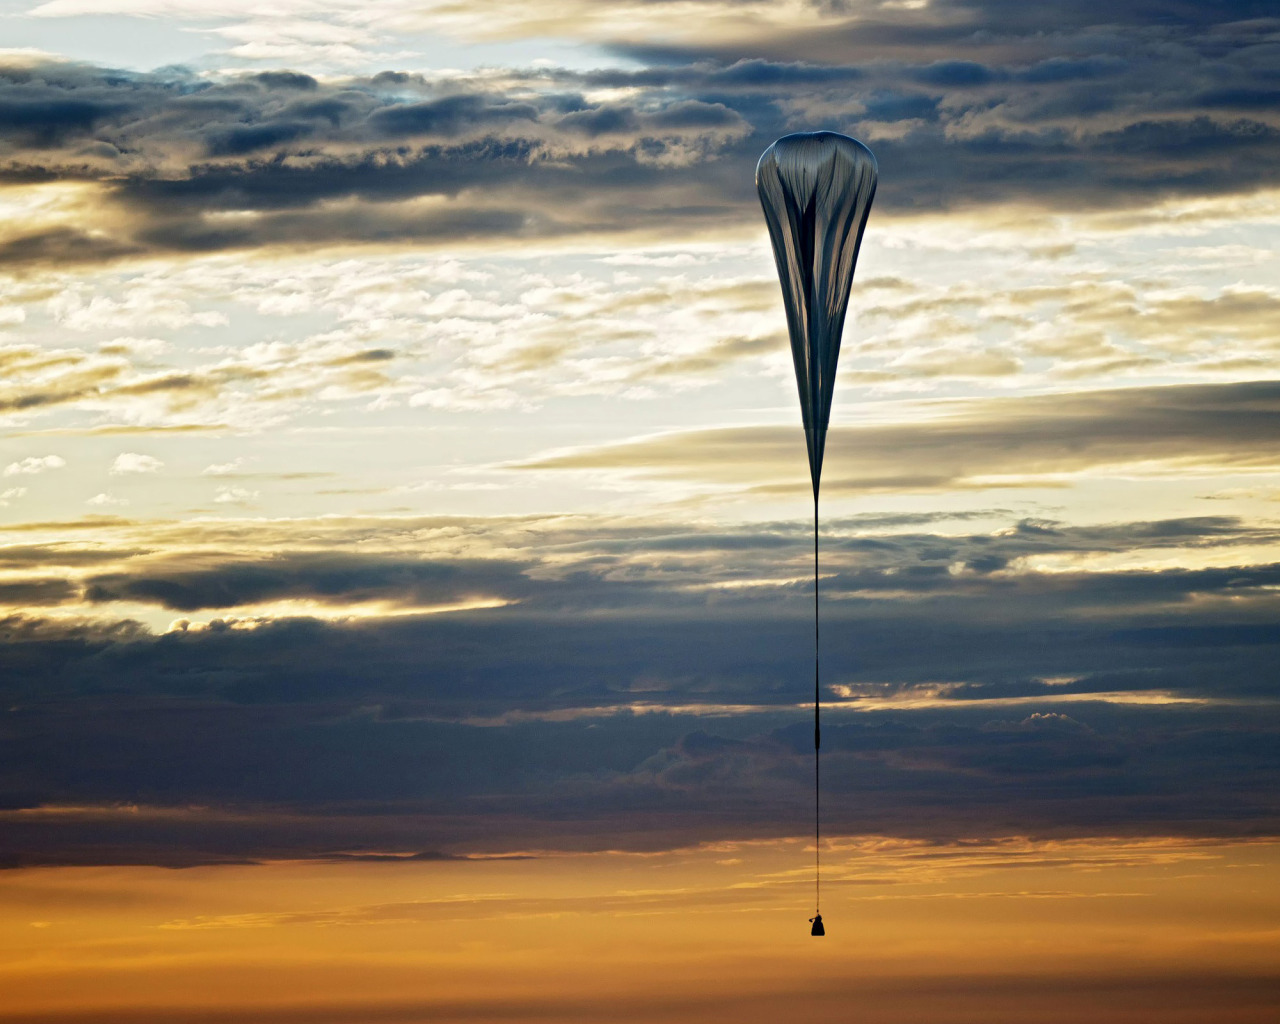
[814, 492, 821, 915]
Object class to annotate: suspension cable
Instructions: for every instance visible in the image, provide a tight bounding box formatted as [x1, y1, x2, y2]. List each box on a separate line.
[814, 492, 821, 916]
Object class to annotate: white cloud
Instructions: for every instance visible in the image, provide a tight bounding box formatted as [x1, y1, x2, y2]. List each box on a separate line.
[4, 455, 66, 476]
[110, 452, 164, 475]
[49, 288, 228, 333]
[27, 0, 832, 53]
[214, 486, 259, 504]
[203, 458, 249, 476]
[0, 487, 27, 506]
[86, 492, 129, 507]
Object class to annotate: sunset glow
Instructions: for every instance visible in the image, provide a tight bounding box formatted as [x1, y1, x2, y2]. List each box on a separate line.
[5, 837, 1278, 1022]
[1, 0, 1278, 1019]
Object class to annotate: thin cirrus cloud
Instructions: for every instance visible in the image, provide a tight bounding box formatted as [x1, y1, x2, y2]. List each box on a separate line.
[519, 380, 1280, 494]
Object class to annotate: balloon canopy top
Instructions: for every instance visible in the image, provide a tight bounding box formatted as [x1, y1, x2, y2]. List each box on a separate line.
[755, 131, 877, 497]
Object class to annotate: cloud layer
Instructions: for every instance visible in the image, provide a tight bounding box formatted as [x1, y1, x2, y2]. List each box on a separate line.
[0, 1, 1277, 870]
[2, 1, 1278, 265]
[2, 489, 1278, 865]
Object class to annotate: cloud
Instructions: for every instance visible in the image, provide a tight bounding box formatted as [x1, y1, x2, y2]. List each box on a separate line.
[212, 486, 259, 505]
[50, 289, 228, 333]
[0, 502, 1266, 626]
[520, 380, 1280, 495]
[82, 552, 534, 612]
[109, 452, 162, 474]
[1, 3, 1279, 267]
[0, 542, 148, 568]
[839, 276, 1280, 386]
[3, 454, 65, 475]
[203, 458, 248, 475]
[85, 492, 128, 506]
[1, 0, 1278, 871]
[0, 478, 1274, 866]
[0, 578, 78, 606]
[0, 310, 417, 429]
[0, 611, 1274, 866]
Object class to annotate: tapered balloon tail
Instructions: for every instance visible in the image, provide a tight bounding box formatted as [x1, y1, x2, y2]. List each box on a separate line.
[755, 132, 877, 498]
[809, 914, 825, 937]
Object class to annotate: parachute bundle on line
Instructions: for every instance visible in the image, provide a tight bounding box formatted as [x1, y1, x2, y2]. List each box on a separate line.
[756, 131, 877, 938]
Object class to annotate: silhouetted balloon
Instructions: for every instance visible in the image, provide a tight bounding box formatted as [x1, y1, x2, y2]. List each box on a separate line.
[756, 131, 877, 496]
[758, 131, 876, 934]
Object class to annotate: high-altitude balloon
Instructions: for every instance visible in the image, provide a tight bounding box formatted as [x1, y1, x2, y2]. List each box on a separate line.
[756, 131, 877, 496]
[757, 130, 876, 936]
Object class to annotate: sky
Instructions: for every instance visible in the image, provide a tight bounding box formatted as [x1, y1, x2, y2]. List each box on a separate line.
[0, 1, 1278, 1020]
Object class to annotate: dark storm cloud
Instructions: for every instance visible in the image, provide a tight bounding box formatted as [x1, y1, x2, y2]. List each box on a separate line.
[366, 95, 540, 136]
[612, 0, 1280, 63]
[116, 139, 540, 213]
[82, 552, 534, 611]
[0, 578, 77, 604]
[2, 478, 1280, 865]
[0, 97, 126, 146]
[0, 610, 1276, 865]
[0, 0, 1277, 264]
[205, 120, 315, 157]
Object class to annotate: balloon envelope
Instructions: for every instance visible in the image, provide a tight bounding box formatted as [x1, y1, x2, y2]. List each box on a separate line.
[756, 132, 877, 496]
